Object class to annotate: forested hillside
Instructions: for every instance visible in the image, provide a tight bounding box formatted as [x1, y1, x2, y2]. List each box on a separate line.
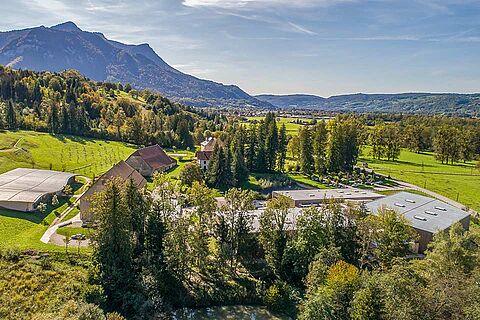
[0, 66, 224, 148]
[256, 93, 480, 115]
[0, 22, 271, 108]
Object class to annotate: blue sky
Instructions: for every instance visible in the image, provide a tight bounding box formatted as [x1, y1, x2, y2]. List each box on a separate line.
[1, 0, 480, 96]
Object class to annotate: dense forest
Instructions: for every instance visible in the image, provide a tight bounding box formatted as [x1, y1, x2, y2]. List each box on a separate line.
[0, 66, 227, 148]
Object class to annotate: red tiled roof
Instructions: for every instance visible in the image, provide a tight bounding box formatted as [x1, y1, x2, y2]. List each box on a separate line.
[196, 150, 213, 161]
[130, 145, 176, 171]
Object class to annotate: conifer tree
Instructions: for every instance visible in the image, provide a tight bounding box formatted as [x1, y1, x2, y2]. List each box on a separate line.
[313, 121, 328, 174]
[277, 123, 288, 171]
[6, 100, 16, 130]
[299, 126, 314, 174]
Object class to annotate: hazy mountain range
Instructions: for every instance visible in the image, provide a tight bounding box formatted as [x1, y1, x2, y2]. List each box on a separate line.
[1, 22, 479, 115]
[256, 93, 480, 115]
[0, 22, 271, 108]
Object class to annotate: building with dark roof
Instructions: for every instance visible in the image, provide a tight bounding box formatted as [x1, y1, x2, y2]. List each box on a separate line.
[126, 145, 176, 177]
[366, 191, 470, 253]
[195, 150, 213, 170]
[196, 137, 218, 170]
[79, 161, 146, 221]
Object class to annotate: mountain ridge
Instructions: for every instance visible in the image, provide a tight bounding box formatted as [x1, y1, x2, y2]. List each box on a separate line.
[0, 22, 272, 108]
[255, 92, 480, 115]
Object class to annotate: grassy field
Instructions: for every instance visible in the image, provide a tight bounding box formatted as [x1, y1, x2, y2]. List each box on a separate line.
[359, 146, 480, 212]
[0, 196, 76, 251]
[0, 130, 137, 177]
[244, 116, 313, 135]
[0, 252, 88, 320]
[57, 226, 92, 239]
[0, 130, 138, 250]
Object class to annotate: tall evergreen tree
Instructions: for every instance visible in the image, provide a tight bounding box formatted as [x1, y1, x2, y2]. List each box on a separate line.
[313, 121, 328, 174]
[277, 123, 288, 171]
[91, 178, 138, 315]
[6, 100, 17, 130]
[299, 126, 314, 174]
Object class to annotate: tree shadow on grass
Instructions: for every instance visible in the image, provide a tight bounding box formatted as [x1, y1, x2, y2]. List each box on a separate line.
[0, 196, 71, 224]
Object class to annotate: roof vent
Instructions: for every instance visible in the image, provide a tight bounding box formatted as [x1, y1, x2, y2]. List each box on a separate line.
[309, 194, 315, 197]
[405, 199, 416, 203]
[425, 210, 438, 216]
[394, 203, 406, 208]
[435, 206, 447, 211]
[414, 215, 427, 221]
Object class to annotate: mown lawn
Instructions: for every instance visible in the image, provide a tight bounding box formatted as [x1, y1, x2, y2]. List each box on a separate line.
[359, 146, 480, 211]
[0, 130, 137, 177]
[1, 209, 64, 251]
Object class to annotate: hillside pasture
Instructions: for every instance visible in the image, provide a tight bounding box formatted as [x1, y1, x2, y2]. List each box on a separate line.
[0, 130, 137, 250]
[0, 130, 137, 177]
[359, 146, 480, 212]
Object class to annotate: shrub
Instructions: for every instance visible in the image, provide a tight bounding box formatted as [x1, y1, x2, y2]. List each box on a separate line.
[264, 280, 299, 317]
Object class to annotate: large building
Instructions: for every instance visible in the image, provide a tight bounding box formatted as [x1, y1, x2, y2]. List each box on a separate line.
[273, 188, 383, 207]
[126, 145, 177, 177]
[366, 191, 471, 253]
[79, 161, 146, 221]
[0, 168, 76, 212]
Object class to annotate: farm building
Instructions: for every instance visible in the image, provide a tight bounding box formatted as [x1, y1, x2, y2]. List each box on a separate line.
[273, 188, 383, 208]
[79, 161, 146, 221]
[196, 137, 218, 170]
[126, 145, 177, 177]
[0, 168, 76, 212]
[366, 191, 471, 253]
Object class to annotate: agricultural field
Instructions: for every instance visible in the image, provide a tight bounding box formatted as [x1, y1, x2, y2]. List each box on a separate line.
[0, 130, 137, 177]
[359, 146, 480, 212]
[244, 116, 314, 135]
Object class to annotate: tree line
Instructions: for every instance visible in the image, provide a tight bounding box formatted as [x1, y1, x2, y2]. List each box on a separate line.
[0, 66, 226, 149]
[85, 175, 480, 319]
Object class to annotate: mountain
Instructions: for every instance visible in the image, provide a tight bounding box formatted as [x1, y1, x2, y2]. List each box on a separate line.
[0, 22, 271, 108]
[255, 94, 326, 108]
[256, 92, 480, 115]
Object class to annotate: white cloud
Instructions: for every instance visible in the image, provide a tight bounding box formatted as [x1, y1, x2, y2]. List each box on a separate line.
[182, 0, 351, 9]
[287, 22, 317, 35]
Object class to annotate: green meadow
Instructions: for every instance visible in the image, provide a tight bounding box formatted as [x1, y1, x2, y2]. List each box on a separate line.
[0, 130, 137, 177]
[244, 116, 312, 135]
[0, 130, 137, 250]
[359, 146, 480, 212]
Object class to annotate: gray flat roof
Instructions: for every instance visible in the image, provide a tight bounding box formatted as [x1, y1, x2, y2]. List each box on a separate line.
[0, 168, 75, 204]
[366, 191, 470, 233]
[274, 188, 383, 202]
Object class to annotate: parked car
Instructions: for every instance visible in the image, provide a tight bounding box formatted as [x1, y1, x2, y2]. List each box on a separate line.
[71, 234, 86, 241]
